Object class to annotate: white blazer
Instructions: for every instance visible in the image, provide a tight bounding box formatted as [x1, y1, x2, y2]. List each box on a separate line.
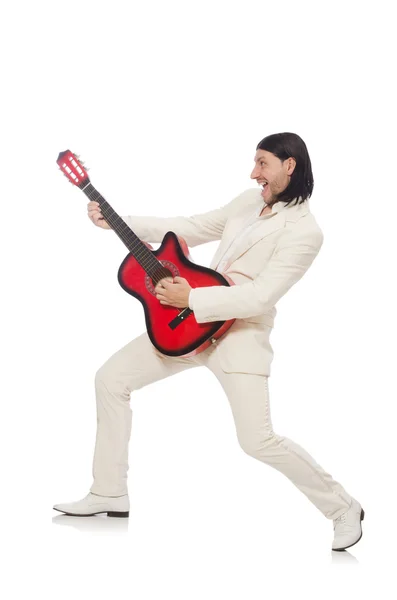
[121, 188, 324, 376]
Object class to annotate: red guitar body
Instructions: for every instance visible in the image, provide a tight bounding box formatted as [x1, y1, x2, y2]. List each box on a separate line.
[56, 149, 236, 357]
[118, 231, 236, 357]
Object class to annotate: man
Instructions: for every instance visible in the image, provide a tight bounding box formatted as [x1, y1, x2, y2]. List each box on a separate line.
[53, 132, 364, 551]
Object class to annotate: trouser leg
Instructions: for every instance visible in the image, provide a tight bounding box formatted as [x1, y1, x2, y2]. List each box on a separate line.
[205, 348, 352, 520]
[90, 332, 202, 497]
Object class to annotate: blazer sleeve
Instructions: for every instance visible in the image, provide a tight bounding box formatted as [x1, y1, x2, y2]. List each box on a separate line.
[189, 233, 324, 322]
[119, 189, 254, 247]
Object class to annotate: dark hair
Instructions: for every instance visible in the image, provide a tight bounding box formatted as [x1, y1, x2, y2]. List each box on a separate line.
[256, 132, 314, 206]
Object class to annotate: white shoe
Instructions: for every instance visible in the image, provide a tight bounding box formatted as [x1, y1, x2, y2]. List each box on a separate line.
[332, 497, 364, 551]
[53, 492, 130, 517]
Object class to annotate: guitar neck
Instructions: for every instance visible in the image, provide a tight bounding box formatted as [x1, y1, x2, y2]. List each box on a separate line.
[79, 180, 161, 276]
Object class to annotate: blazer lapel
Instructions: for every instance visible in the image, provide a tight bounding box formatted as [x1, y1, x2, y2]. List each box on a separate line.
[210, 197, 310, 271]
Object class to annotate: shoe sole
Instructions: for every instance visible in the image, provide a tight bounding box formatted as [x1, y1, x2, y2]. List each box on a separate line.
[332, 508, 365, 551]
[53, 508, 129, 518]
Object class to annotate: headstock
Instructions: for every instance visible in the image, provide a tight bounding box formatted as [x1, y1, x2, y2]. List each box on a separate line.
[57, 150, 90, 187]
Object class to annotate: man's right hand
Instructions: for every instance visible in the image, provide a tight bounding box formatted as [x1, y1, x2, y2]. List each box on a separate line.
[87, 201, 111, 229]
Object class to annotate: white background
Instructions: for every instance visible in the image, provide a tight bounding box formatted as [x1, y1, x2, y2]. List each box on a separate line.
[2, 0, 396, 597]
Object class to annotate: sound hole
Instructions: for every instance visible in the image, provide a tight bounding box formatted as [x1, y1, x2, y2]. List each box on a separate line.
[145, 261, 180, 296]
[151, 266, 174, 287]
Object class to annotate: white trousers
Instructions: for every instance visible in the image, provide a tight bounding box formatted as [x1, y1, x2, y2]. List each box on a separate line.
[90, 332, 352, 520]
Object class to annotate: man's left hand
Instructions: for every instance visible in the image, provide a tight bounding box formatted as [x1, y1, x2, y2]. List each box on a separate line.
[154, 276, 192, 309]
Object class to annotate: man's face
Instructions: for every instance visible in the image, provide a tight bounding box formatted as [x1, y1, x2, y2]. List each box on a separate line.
[250, 150, 296, 205]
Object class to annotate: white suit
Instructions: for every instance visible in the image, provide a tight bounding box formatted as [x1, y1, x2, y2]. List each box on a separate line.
[88, 188, 353, 521]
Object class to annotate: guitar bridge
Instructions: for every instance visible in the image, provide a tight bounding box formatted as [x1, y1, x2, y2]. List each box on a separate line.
[168, 307, 193, 330]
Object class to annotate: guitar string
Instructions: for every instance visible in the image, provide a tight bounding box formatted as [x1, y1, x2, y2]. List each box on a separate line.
[82, 181, 228, 288]
[83, 182, 164, 274]
[82, 181, 199, 315]
[82, 182, 192, 298]
[72, 176, 228, 317]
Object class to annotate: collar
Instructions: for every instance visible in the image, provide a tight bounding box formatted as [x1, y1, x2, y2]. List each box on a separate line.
[261, 196, 310, 216]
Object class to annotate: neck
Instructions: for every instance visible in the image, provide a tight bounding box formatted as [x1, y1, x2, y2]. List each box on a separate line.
[78, 181, 164, 277]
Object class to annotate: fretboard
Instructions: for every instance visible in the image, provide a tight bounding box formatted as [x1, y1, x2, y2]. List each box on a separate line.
[79, 180, 167, 281]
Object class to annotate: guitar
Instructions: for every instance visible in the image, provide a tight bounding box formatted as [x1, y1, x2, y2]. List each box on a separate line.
[56, 150, 236, 358]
